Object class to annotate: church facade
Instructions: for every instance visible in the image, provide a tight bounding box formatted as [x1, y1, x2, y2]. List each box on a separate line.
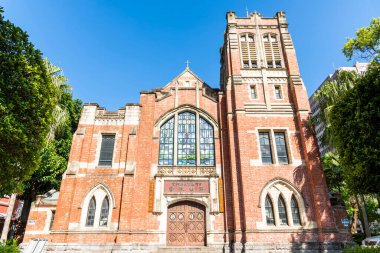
[23, 11, 350, 253]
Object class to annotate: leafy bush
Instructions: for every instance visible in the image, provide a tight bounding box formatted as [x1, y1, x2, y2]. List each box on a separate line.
[344, 245, 380, 253]
[0, 240, 19, 253]
[353, 233, 367, 245]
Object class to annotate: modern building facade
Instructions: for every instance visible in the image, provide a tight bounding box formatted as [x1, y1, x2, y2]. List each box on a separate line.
[23, 11, 350, 253]
[309, 62, 368, 156]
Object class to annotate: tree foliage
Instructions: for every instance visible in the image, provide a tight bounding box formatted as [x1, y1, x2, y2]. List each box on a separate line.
[329, 62, 380, 194]
[21, 61, 82, 200]
[0, 7, 56, 194]
[343, 18, 380, 62]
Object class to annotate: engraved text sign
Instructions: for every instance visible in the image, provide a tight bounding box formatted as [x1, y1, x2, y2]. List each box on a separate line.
[164, 180, 209, 194]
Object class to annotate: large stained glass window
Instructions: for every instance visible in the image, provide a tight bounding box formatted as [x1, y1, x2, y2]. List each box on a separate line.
[200, 118, 215, 165]
[158, 117, 174, 165]
[177, 112, 196, 165]
[158, 111, 215, 166]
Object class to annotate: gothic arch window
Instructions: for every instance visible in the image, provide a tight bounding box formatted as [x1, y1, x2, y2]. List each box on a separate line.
[278, 195, 288, 225]
[260, 179, 307, 228]
[265, 195, 275, 225]
[158, 111, 215, 166]
[291, 195, 301, 225]
[81, 184, 114, 229]
[263, 33, 282, 69]
[86, 197, 96, 226]
[240, 34, 257, 68]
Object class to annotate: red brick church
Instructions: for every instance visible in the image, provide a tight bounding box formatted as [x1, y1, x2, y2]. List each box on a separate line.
[23, 11, 350, 252]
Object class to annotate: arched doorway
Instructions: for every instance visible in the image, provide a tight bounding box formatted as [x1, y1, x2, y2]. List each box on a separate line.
[167, 201, 206, 246]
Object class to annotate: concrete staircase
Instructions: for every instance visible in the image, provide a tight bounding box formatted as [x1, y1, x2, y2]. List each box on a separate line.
[155, 246, 217, 253]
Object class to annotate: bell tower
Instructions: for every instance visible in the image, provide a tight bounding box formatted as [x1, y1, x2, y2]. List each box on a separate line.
[218, 11, 349, 251]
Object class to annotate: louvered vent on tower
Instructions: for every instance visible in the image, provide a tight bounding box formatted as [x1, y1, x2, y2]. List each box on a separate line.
[263, 34, 282, 69]
[240, 34, 257, 68]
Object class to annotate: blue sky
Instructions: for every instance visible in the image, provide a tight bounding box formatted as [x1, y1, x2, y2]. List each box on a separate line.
[2, 0, 379, 110]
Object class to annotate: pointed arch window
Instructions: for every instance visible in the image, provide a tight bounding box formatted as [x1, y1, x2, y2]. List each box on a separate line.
[86, 197, 96, 226]
[291, 195, 301, 225]
[278, 195, 288, 225]
[265, 196, 275, 225]
[158, 111, 215, 166]
[99, 196, 109, 227]
[240, 34, 258, 68]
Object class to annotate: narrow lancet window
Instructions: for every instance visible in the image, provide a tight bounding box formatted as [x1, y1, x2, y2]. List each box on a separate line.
[86, 197, 96, 226]
[99, 196, 109, 227]
[291, 195, 301, 225]
[200, 118, 215, 165]
[177, 112, 196, 165]
[265, 195, 275, 225]
[158, 117, 175, 165]
[278, 195, 288, 225]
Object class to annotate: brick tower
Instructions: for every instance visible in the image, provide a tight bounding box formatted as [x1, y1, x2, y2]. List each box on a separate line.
[22, 11, 350, 253]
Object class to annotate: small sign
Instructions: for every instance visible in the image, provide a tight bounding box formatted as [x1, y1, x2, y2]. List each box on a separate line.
[218, 178, 225, 213]
[148, 179, 155, 212]
[28, 220, 36, 225]
[341, 218, 349, 227]
[164, 180, 209, 194]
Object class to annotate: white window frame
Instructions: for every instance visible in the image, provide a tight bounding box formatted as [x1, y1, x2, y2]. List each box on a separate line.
[259, 179, 308, 229]
[80, 184, 114, 230]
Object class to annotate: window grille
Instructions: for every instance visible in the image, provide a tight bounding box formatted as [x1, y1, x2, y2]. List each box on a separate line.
[265, 196, 275, 225]
[263, 34, 282, 68]
[278, 195, 288, 225]
[259, 132, 273, 164]
[291, 195, 301, 225]
[86, 197, 96, 226]
[200, 118, 215, 165]
[98, 135, 115, 166]
[177, 112, 196, 165]
[240, 34, 257, 68]
[274, 132, 288, 164]
[99, 196, 109, 227]
[158, 118, 174, 165]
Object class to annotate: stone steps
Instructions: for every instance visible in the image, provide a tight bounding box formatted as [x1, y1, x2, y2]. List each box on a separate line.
[155, 246, 216, 253]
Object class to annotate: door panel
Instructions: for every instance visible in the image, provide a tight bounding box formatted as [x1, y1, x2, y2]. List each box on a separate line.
[167, 201, 205, 246]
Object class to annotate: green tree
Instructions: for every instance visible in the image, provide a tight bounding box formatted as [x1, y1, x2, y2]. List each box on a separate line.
[343, 17, 380, 62]
[0, 7, 56, 195]
[329, 62, 380, 194]
[19, 61, 82, 230]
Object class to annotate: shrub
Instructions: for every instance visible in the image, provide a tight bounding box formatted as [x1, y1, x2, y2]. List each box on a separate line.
[0, 240, 19, 253]
[344, 245, 380, 253]
[353, 233, 367, 245]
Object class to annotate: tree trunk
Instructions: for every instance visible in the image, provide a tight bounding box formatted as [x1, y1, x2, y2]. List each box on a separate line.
[351, 197, 358, 234]
[1, 193, 17, 241]
[360, 194, 371, 238]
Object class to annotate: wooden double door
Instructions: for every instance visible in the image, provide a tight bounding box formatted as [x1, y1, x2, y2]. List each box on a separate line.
[167, 201, 206, 246]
